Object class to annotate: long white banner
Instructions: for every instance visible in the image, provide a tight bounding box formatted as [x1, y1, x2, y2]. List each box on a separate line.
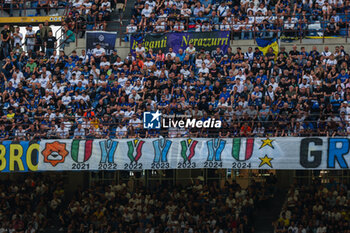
[37, 137, 350, 171]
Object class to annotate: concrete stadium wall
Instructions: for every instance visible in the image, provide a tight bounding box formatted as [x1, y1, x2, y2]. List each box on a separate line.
[64, 37, 350, 57]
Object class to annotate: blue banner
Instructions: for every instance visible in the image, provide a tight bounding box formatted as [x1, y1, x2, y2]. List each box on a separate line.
[0, 141, 39, 172]
[130, 31, 230, 55]
[86, 31, 117, 56]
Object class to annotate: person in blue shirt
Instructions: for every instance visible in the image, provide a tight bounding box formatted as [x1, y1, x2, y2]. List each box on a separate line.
[209, 11, 220, 28]
[256, 70, 268, 84]
[176, 49, 185, 62]
[330, 93, 343, 112]
[69, 50, 80, 63]
[65, 82, 75, 96]
[65, 57, 76, 70]
[337, 69, 349, 83]
[5, 81, 16, 95]
[75, 81, 86, 92]
[200, 0, 212, 8]
[158, 95, 169, 110]
[219, 86, 231, 101]
[311, 3, 322, 21]
[259, 20, 273, 38]
[253, 48, 263, 61]
[220, 55, 231, 73]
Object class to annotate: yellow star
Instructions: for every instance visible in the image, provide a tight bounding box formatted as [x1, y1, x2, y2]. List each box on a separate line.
[259, 155, 273, 168]
[260, 138, 274, 149]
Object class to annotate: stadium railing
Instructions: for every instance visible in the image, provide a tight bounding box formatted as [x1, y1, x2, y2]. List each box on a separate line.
[61, 13, 350, 48]
[0, 114, 348, 140]
[0, 0, 69, 17]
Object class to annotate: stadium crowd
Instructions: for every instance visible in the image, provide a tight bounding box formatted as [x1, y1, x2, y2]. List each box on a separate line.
[1, 0, 121, 20]
[0, 175, 260, 232]
[2, 23, 350, 139]
[1, 0, 122, 47]
[126, 0, 350, 38]
[275, 179, 350, 233]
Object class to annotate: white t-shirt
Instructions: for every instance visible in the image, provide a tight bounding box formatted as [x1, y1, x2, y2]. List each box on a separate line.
[232, 22, 242, 31]
[92, 47, 106, 57]
[198, 67, 209, 74]
[141, 8, 152, 17]
[135, 47, 145, 56]
[26, 30, 35, 45]
[39, 77, 49, 88]
[217, 5, 229, 16]
[14, 32, 23, 46]
[100, 61, 110, 68]
[118, 76, 128, 86]
[322, 51, 332, 57]
[284, 22, 294, 29]
[185, 47, 196, 55]
[73, 0, 83, 8]
[101, 1, 111, 10]
[127, 25, 137, 33]
[220, 24, 231, 31]
[62, 96, 72, 105]
[116, 126, 127, 136]
[326, 59, 337, 66]
[145, 0, 156, 8]
[114, 61, 124, 69]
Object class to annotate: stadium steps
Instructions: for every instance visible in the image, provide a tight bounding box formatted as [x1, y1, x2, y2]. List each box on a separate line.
[106, 0, 134, 36]
[254, 189, 287, 233]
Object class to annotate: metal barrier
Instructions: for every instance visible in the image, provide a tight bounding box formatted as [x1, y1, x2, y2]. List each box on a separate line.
[0, 0, 69, 17]
[71, 13, 350, 44]
[1, 113, 349, 140]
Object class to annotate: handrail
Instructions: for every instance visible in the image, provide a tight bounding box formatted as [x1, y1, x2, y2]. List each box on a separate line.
[0, 114, 348, 123]
[63, 13, 350, 42]
[0, 3, 68, 17]
[53, 0, 70, 40]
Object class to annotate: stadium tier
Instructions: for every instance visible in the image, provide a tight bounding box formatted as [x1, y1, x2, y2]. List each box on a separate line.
[1, 0, 350, 233]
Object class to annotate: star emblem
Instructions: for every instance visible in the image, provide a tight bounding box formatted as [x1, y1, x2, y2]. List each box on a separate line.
[150, 110, 161, 122]
[259, 155, 273, 168]
[259, 138, 274, 149]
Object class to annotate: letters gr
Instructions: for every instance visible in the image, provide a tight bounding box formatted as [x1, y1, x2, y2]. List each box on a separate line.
[300, 138, 350, 169]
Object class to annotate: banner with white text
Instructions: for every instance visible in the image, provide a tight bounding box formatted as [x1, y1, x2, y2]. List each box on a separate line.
[36, 138, 350, 171]
[86, 31, 117, 57]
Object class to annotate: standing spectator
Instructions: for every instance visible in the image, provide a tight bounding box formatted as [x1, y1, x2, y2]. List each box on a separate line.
[25, 25, 35, 52]
[12, 27, 23, 49]
[42, 21, 52, 44]
[116, 0, 127, 13]
[3, 0, 13, 16]
[36, 0, 50, 16]
[44, 31, 57, 58]
[125, 19, 137, 41]
[1, 24, 11, 59]
[35, 24, 45, 52]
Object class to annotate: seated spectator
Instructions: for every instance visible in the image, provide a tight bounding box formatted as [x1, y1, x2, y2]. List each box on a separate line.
[60, 25, 76, 49]
[325, 18, 340, 36]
